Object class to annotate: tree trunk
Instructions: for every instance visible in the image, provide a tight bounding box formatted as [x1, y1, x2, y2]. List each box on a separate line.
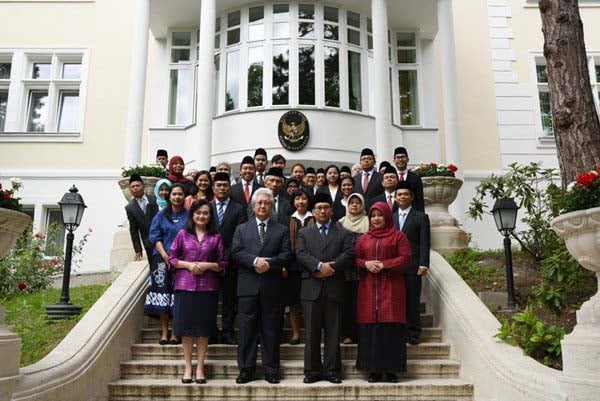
[539, 0, 600, 185]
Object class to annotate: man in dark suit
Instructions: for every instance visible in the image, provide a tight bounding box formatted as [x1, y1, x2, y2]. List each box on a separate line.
[366, 165, 400, 213]
[254, 148, 268, 185]
[353, 147, 383, 202]
[393, 146, 425, 212]
[296, 193, 354, 384]
[231, 155, 263, 208]
[232, 188, 291, 385]
[212, 172, 247, 345]
[124, 174, 158, 261]
[393, 181, 431, 345]
[247, 167, 292, 226]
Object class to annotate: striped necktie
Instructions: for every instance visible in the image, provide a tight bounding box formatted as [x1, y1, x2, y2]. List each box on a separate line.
[258, 222, 266, 245]
[217, 202, 225, 225]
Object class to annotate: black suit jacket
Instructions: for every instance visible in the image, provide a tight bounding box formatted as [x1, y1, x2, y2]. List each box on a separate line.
[246, 195, 292, 226]
[232, 218, 291, 297]
[400, 170, 425, 212]
[296, 223, 354, 302]
[211, 198, 247, 250]
[230, 179, 263, 208]
[393, 208, 430, 275]
[124, 195, 158, 254]
[316, 186, 344, 222]
[353, 170, 383, 201]
[366, 192, 399, 214]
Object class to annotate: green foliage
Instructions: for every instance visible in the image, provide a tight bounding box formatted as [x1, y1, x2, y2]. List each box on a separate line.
[121, 165, 167, 178]
[548, 167, 600, 214]
[0, 178, 24, 211]
[529, 283, 564, 315]
[1, 284, 109, 366]
[468, 162, 561, 261]
[495, 306, 565, 366]
[446, 249, 499, 288]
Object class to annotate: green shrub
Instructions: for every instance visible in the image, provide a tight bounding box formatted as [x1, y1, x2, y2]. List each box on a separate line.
[121, 165, 167, 178]
[529, 283, 564, 315]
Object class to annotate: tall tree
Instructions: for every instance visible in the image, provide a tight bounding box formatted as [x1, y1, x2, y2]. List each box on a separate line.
[539, 0, 600, 184]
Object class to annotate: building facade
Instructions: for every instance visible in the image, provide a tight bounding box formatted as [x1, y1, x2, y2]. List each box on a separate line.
[1, 0, 599, 273]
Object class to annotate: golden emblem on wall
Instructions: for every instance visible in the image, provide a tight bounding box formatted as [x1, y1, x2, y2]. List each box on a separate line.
[278, 111, 310, 151]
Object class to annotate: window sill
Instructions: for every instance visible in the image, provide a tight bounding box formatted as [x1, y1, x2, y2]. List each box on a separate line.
[0, 132, 82, 143]
[537, 135, 556, 148]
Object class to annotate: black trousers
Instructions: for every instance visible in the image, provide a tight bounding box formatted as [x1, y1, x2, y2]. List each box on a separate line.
[220, 267, 238, 336]
[404, 272, 422, 337]
[237, 294, 281, 376]
[301, 292, 342, 376]
[340, 280, 358, 341]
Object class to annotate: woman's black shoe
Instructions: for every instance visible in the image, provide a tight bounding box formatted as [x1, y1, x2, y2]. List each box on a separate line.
[158, 339, 168, 345]
[168, 338, 181, 345]
[181, 377, 193, 384]
[289, 338, 301, 345]
[367, 373, 382, 383]
[195, 378, 207, 384]
[386, 373, 398, 383]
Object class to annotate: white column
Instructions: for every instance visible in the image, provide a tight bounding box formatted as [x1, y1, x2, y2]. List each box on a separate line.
[371, 0, 393, 161]
[437, 0, 463, 169]
[191, 0, 216, 168]
[123, 0, 150, 167]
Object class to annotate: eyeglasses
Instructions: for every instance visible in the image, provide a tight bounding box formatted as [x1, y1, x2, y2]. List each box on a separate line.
[314, 205, 331, 211]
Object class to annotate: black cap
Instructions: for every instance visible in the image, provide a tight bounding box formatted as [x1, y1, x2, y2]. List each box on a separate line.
[360, 148, 374, 157]
[266, 167, 284, 178]
[394, 147, 408, 157]
[379, 161, 391, 171]
[213, 172, 230, 182]
[129, 174, 143, 184]
[285, 178, 300, 188]
[396, 181, 411, 190]
[382, 166, 398, 176]
[340, 165, 351, 174]
[316, 168, 325, 174]
[241, 155, 255, 166]
[209, 166, 216, 172]
[271, 154, 286, 164]
[156, 149, 168, 158]
[314, 192, 333, 205]
[306, 167, 316, 174]
[254, 148, 267, 157]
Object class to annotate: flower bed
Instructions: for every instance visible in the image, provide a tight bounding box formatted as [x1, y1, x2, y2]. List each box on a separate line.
[413, 162, 458, 177]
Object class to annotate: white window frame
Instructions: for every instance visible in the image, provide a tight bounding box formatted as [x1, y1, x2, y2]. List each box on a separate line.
[0, 48, 88, 143]
[391, 30, 423, 127]
[43, 206, 66, 258]
[166, 29, 197, 127]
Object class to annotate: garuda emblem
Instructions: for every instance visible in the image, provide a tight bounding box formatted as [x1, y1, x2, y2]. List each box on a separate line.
[278, 111, 310, 151]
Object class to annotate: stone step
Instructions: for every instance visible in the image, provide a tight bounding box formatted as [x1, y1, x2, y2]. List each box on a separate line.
[121, 358, 460, 380]
[140, 327, 443, 344]
[108, 378, 474, 401]
[130, 342, 451, 361]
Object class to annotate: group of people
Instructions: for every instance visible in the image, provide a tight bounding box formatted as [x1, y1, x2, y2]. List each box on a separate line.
[125, 145, 431, 385]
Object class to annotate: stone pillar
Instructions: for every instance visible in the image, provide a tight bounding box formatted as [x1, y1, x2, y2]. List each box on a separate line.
[0, 306, 21, 401]
[371, 0, 393, 161]
[190, 0, 216, 168]
[123, 0, 150, 167]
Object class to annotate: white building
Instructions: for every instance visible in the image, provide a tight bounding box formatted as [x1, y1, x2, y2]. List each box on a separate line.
[2, 0, 599, 274]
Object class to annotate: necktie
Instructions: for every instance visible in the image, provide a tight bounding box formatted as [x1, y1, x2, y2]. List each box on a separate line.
[274, 197, 278, 214]
[138, 197, 147, 213]
[258, 222, 266, 245]
[244, 183, 250, 203]
[258, 173, 264, 185]
[362, 172, 369, 192]
[320, 225, 327, 239]
[387, 195, 393, 209]
[217, 202, 225, 225]
[399, 172, 405, 182]
[399, 212, 407, 230]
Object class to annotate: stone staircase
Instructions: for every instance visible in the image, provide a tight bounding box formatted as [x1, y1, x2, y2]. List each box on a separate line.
[108, 304, 474, 401]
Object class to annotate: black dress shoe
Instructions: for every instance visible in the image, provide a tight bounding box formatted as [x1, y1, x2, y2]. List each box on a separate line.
[367, 373, 382, 383]
[236, 371, 253, 384]
[325, 374, 342, 384]
[385, 373, 398, 383]
[220, 334, 236, 345]
[289, 338, 301, 345]
[158, 339, 168, 345]
[181, 377, 193, 384]
[407, 336, 420, 345]
[195, 378, 207, 384]
[265, 375, 280, 384]
[303, 374, 321, 384]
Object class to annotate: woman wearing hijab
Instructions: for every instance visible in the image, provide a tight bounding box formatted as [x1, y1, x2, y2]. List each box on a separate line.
[337, 193, 369, 345]
[354, 202, 412, 383]
[167, 156, 194, 196]
[184, 170, 214, 209]
[147, 183, 189, 345]
[154, 179, 171, 210]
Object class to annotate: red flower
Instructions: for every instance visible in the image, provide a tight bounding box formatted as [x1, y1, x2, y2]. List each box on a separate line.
[34, 232, 45, 239]
[577, 172, 597, 187]
[42, 262, 50, 269]
[0, 183, 2, 190]
[18, 283, 27, 291]
[430, 162, 438, 168]
[34, 245, 41, 251]
[448, 164, 458, 172]
[3, 192, 10, 200]
[596, 166, 600, 174]
[52, 258, 60, 265]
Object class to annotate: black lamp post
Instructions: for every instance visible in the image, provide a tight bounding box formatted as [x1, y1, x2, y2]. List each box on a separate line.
[491, 197, 519, 309]
[46, 185, 87, 320]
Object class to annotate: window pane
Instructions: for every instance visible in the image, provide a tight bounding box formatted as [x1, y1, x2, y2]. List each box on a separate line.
[536, 65, 548, 83]
[298, 22, 315, 38]
[27, 91, 49, 132]
[45, 209, 66, 257]
[299, 4, 314, 19]
[347, 29, 360, 46]
[348, 51, 362, 111]
[272, 45, 289, 105]
[398, 70, 419, 125]
[397, 32, 416, 47]
[62, 63, 81, 79]
[0, 90, 7, 131]
[172, 31, 191, 46]
[273, 22, 289, 39]
[367, 18, 372, 34]
[247, 47, 263, 107]
[539, 92, 554, 136]
[324, 24, 338, 40]
[397, 49, 416, 63]
[595, 65, 600, 83]
[225, 51, 240, 111]
[324, 46, 340, 107]
[228, 11, 241, 27]
[347, 11, 360, 28]
[168, 69, 193, 125]
[249, 24, 265, 41]
[299, 45, 315, 105]
[32, 63, 51, 79]
[0, 63, 11, 79]
[57, 91, 79, 132]
[368, 35, 373, 50]
[249, 6, 264, 23]
[171, 49, 190, 63]
[227, 28, 240, 45]
[215, 33, 221, 49]
[273, 4, 289, 21]
[215, 17, 221, 32]
[213, 54, 220, 115]
[324, 6, 338, 22]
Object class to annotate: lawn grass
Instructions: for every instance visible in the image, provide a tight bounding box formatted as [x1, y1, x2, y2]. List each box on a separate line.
[1, 284, 109, 367]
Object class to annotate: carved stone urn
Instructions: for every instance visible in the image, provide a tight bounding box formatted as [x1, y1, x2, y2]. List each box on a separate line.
[117, 176, 161, 202]
[0, 208, 32, 260]
[422, 176, 468, 255]
[551, 206, 600, 401]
